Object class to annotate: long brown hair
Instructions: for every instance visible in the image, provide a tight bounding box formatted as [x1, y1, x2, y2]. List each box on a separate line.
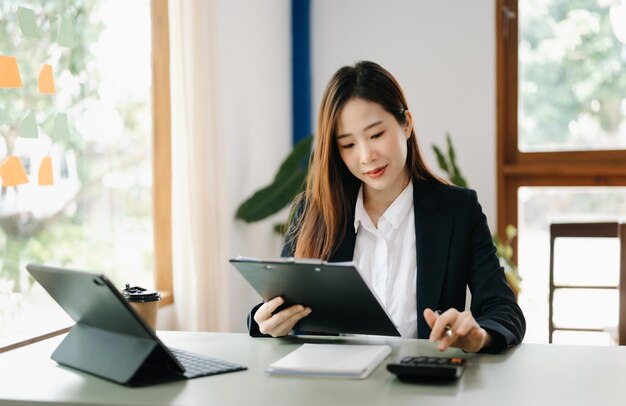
[292, 61, 445, 259]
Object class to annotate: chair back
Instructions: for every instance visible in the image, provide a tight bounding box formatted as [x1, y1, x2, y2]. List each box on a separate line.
[549, 222, 626, 345]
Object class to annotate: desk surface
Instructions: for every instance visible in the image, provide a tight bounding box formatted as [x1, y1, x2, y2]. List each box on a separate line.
[0, 331, 624, 406]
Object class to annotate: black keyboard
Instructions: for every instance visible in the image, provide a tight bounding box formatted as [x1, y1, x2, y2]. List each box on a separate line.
[169, 347, 247, 378]
[387, 356, 466, 381]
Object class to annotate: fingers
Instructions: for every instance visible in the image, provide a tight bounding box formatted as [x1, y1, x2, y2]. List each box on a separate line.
[257, 303, 312, 337]
[423, 308, 437, 328]
[437, 318, 471, 352]
[427, 310, 487, 352]
[254, 296, 285, 323]
[457, 320, 489, 353]
[454, 315, 477, 338]
[271, 307, 312, 336]
[427, 309, 457, 343]
[427, 309, 458, 351]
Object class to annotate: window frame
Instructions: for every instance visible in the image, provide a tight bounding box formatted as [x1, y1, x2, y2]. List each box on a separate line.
[151, 0, 173, 307]
[496, 0, 626, 263]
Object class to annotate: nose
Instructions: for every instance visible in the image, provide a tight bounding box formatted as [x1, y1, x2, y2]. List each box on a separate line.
[359, 142, 378, 164]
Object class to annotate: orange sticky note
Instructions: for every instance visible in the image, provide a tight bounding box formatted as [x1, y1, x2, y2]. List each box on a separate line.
[38, 157, 54, 186]
[1, 156, 29, 187]
[38, 64, 55, 94]
[0, 55, 23, 88]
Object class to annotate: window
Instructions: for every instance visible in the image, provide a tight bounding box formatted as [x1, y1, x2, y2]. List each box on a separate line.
[0, 0, 172, 347]
[498, 0, 626, 344]
[518, 0, 626, 152]
[517, 186, 626, 344]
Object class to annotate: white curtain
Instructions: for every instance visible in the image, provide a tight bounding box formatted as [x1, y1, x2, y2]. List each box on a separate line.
[169, 0, 230, 331]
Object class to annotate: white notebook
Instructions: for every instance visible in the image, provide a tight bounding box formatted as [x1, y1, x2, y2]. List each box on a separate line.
[266, 344, 392, 379]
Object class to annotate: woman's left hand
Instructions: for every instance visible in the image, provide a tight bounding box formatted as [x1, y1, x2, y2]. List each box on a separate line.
[423, 308, 492, 353]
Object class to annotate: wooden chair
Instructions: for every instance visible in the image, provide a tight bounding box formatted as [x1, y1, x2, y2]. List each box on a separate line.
[548, 222, 626, 345]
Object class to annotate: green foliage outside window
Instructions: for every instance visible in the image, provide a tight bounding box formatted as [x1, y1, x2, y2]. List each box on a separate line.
[0, 0, 153, 333]
[520, 0, 626, 151]
[1, 1, 104, 316]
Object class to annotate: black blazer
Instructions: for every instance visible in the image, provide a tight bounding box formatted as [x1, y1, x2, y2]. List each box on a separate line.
[247, 180, 526, 353]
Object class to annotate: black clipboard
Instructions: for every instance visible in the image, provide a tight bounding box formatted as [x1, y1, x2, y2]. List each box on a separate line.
[230, 257, 401, 336]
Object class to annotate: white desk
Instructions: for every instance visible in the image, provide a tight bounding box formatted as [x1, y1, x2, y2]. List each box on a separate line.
[0, 331, 624, 405]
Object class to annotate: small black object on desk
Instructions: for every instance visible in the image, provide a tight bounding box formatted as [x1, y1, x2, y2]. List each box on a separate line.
[387, 356, 466, 381]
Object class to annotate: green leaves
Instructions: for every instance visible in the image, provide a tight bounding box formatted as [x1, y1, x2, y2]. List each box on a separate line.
[493, 224, 522, 294]
[519, 1, 626, 150]
[432, 144, 449, 173]
[432, 132, 467, 188]
[235, 135, 313, 223]
[505, 224, 517, 240]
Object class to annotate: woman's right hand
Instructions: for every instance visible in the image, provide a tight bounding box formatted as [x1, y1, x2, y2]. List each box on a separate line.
[254, 296, 312, 337]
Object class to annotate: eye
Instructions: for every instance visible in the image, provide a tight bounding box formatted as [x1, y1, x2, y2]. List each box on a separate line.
[371, 131, 384, 139]
[341, 143, 355, 149]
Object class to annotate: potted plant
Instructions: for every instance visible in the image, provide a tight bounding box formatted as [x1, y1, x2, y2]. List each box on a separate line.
[236, 135, 312, 234]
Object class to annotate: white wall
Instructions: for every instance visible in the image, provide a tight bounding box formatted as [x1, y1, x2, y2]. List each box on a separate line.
[217, 0, 292, 332]
[311, 0, 497, 226]
[195, 0, 496, 332]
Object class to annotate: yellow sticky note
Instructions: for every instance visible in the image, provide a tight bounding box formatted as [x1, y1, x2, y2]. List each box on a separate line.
[38, 156, 54, 186]
[1, 156, 29, 187]
[0, 55, 23, 88]
[38, 64, 55, 94]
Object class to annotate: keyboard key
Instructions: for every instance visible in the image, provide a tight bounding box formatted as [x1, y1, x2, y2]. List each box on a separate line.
[168, 347, 247, 379]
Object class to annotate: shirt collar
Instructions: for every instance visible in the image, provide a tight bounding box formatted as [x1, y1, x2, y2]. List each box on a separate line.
[353, 182, 414, 233]
[354, 185, 370, 233]
[384, 182, 414, 229]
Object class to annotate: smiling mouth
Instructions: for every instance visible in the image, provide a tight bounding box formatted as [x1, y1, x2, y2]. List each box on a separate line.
[364, 165, 388, 178]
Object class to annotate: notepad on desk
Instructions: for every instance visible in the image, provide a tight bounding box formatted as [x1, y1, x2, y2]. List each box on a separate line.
[266, 344, 392, 379]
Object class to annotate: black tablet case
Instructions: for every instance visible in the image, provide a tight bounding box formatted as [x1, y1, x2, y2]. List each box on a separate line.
[230, 258, 400, 336]
[26, 263, 188, 386]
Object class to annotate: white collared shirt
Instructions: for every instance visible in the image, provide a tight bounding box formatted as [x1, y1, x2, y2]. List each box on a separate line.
[353, 182, 417, 338]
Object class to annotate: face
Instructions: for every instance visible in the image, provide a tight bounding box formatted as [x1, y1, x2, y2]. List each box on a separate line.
[335, 98, 413, 201]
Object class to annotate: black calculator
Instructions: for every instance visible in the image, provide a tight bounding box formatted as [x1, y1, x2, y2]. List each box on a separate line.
[387, 356, 466, 381]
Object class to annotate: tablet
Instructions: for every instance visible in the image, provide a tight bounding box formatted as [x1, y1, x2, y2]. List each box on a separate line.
[25, 263, 246, 386]
[230, 257, 400, 337]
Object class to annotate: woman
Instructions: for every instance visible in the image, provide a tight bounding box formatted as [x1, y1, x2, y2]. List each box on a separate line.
[247, 61, 525, 353]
